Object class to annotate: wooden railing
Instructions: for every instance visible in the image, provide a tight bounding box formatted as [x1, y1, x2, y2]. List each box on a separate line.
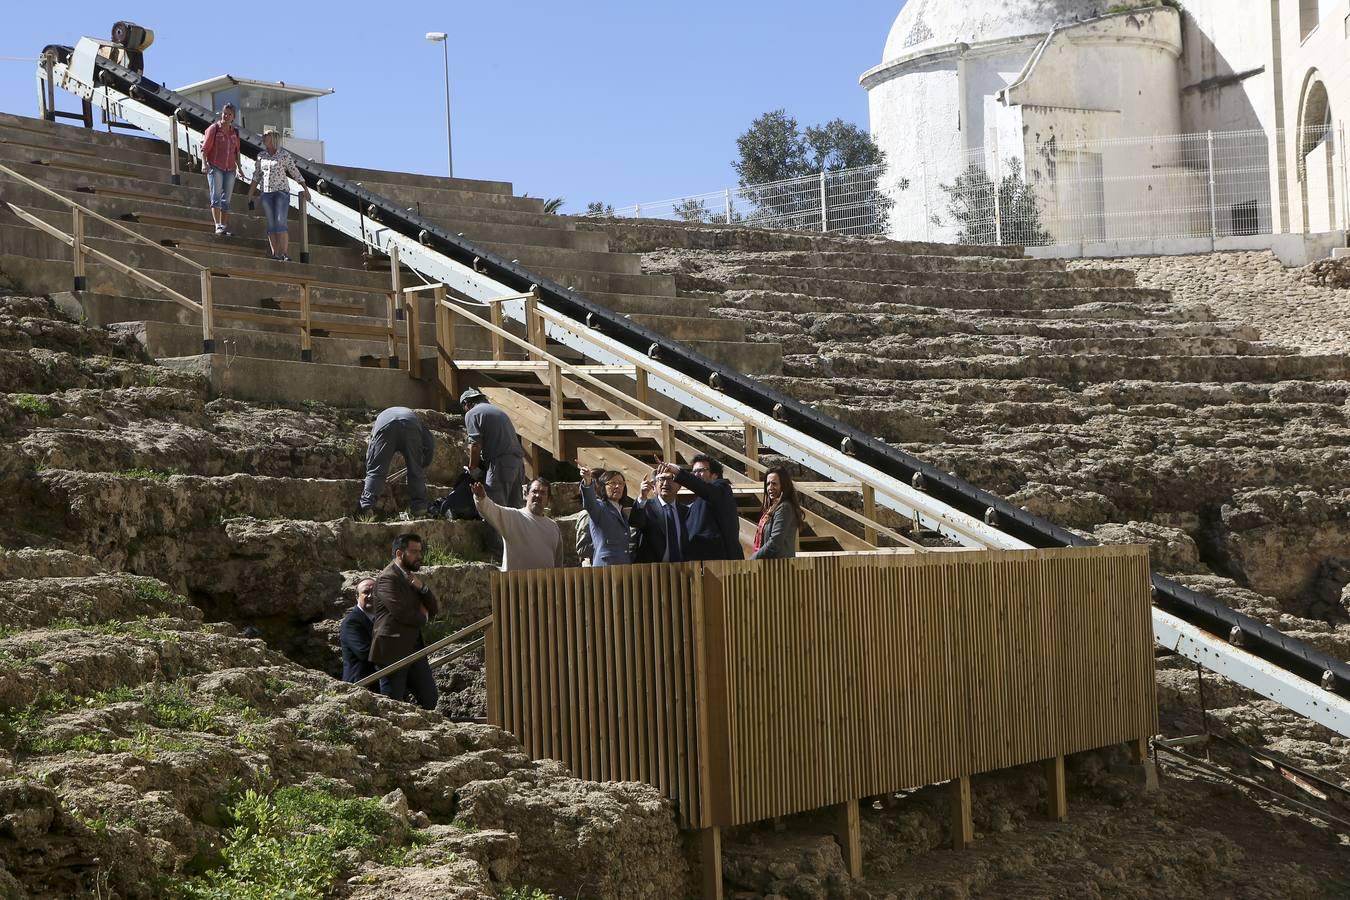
[435, 289, 922, 552]
[486, 547, 1158, 895]
[0, 162, 412, 367]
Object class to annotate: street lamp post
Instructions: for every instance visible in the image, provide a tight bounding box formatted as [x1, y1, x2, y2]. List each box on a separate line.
[425, 31, 452, 177]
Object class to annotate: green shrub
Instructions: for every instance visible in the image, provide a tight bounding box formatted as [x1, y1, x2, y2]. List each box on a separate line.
[12, 394, 53, 417]
[120, 467, 180, 481]
[183, 785, 397, 899]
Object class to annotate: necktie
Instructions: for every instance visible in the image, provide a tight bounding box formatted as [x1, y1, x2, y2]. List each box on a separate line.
[664, 502, 683, 563]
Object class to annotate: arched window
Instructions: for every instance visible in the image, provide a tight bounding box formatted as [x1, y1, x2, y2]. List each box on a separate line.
[1299, 0, 1320, 40]
[1299, 79, 1332, 165]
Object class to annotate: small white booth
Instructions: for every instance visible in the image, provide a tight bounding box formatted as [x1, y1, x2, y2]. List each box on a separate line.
[175, 75, 332, 162]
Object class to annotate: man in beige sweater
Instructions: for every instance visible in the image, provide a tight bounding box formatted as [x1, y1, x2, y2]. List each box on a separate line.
[472, 477, 563, 571]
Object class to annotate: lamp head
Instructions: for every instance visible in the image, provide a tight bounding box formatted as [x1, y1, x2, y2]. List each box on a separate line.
[426, 31, 447, 42]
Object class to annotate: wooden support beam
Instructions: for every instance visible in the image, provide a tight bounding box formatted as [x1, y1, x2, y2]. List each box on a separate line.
[433, 285, 449, 410]
[548, 361, 565, 459]
[405, 294, 422, 379]
[635, 368, 650, 406]
[389, 243, 402, 314]
[70, 207, 86, 291]
[525, 286, 545, 351]
[1127, 737, 1149, 764]
[441, 299, 459, 398]
[744, 424, 759, 465]
[700, 826, 723, 900]
[299, 284, 313, 362]
[950, 776, 973, 850]
[383, 292, 396, 369]
[298, 192, 311, 263]
[863, 484, 877, 546]
[660, 420, 676, 463]
[831, 798, 863, 879]
[199, 270, 215, 352]
[490, 300, 506, 361]
[1044, 755, 1067, 822]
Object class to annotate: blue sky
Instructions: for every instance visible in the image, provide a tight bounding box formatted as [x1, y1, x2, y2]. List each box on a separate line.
[2, 2, 898, 213]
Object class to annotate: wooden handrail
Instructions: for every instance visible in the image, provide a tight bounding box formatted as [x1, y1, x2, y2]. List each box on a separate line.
[0, 162, 208, 272]
[442, 296, 925, 551]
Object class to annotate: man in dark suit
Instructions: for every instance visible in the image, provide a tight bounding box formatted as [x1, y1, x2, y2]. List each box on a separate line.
[369, 533, 439, 710]
[656, 455, 745, 561]
[339, 577, 377, 687]
[630, 469, 689, 563]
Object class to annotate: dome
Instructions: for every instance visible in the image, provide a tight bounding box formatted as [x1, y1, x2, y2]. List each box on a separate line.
[883, 0, 1115, 61]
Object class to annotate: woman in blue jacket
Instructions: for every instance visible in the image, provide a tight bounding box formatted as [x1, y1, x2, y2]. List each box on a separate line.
[579, 467, 634, 566]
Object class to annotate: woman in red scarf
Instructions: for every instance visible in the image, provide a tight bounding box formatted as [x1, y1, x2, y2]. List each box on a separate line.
[752, 465, 801, 560]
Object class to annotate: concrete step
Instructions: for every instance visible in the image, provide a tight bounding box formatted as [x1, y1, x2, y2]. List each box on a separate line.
[587, 292, 712, 318]
[159, 352, 435, 408]
[532, 266, 677, 298]
[626, 313, 744, 343]
[323, 160, 516, 197]
[0, 111, 175, 158]
[694, 249, 1070, 274]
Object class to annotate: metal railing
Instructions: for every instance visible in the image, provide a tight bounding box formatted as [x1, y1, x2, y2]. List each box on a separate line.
[597, 124, 1350, 246]
[354, 615, 492, 689]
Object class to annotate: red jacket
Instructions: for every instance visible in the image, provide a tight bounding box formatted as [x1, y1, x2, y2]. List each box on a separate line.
[202, 122, 240, 172]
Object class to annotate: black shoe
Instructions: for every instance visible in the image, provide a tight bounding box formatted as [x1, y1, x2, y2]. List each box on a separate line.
[279, 253, 292, 262]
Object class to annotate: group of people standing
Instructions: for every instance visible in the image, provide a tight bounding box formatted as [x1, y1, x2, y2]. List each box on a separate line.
[577, 456, 801, 567]
[342, 390, 805, 710]
[200, 102, 310, 260]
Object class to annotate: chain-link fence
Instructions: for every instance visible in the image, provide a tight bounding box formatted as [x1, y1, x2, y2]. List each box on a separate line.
[596, 124, 1348, 246]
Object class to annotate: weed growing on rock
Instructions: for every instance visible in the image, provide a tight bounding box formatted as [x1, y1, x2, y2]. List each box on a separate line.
[422, 543, 488, 566]
[183, 784, 398, 899]
[499, 888, 555, 900]
[12, 393, 55, 417]
[120, 467, 181, 481]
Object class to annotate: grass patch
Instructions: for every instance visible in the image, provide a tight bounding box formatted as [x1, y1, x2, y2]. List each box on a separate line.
[422, 543, 488, 567]
[500, 888, 555, 900]
[183, 784, 399, 900]
[120, 467, 181, 481]
[12, 394, 54, 417]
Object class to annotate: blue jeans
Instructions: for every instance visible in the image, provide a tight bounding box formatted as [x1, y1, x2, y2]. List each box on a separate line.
[206, 165, 236, 211]
[260, 191, 290, 234]
[378, 656, 438, 710]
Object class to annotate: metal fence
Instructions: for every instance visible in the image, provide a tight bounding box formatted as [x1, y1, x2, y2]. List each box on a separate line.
[597, 125, 1349, 246]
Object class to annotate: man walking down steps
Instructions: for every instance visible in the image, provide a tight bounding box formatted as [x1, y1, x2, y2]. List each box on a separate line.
[359, 407, 435, 518]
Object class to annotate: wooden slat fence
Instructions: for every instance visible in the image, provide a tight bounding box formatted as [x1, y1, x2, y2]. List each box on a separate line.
[487, 546, 1157, 830]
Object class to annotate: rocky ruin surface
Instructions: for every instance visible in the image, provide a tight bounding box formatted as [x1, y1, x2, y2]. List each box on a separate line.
[588, 223, 1350, 896]
[0, 295, 687, 898]
[6, 223, 1350, 897]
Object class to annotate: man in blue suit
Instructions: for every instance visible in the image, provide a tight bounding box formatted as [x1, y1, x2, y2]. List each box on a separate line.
[631, 469, 689, 563]
[656, 455, 745, 561]
[339, 577, 377, 687]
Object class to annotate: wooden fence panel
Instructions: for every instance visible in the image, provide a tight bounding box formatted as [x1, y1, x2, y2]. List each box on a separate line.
[488, 546, 1157, 831]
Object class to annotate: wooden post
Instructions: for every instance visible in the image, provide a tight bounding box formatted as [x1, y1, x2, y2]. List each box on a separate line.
[298, 192, 311, 264]
[1044, 755, 1067, 822]
[700, 826, 723, 900]
[743, 424, 759, 467]
[405, 293, 421, 379]
[862, 484, 878, 546]
[433, 285, 450, 410]
[660, 420, 676, 463]
[950, 776, 973, 850]
[489, 300, 506, 361]
[70, 208, 87, 292]
[442, 294, 460, 400]
[635, 368, 650, 405]
[385, 291, 399, 369]
[1127, 737, 1148, 764]
[831, 798, 863, 879]
[525, 286, 545, 352]
[168, 116, 181, 185]
[299, 284, 313, 362]
[389, 244, 403, 318]
[548, 361, 564, 458]
[199, 270, 215, 353]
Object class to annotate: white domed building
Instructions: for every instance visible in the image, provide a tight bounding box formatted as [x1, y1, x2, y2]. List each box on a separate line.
[861, 0, 1349, 250]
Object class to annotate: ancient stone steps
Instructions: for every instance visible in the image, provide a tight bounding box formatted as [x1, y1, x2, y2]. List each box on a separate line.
[692, 272, 1171, 309]
[722, 262, 1138, 290]
[782, 351, 1350, 384]
[646, 248, 1070, 274]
